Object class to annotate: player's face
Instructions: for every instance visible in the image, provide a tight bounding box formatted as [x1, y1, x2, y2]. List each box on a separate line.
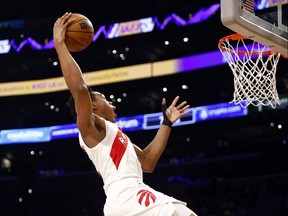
[93, 92, 117, 122]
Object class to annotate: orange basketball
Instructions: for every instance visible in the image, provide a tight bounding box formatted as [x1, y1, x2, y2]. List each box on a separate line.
[65, 13, 94, 52]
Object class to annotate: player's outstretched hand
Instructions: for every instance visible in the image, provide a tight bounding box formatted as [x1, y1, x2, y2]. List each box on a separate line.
[162, 96, 190, 127]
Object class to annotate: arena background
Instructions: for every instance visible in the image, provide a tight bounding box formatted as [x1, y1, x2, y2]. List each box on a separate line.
[0, 0, 287, 215]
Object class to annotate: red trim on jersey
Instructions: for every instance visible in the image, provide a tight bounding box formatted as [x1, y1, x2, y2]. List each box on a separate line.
[109, 128, 128, 169]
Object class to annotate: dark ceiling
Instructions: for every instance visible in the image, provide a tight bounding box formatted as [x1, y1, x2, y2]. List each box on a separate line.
[0, 0, 216, 22]
[0, 0, 287, 144]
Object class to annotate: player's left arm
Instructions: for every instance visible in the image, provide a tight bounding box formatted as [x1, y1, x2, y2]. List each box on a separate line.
[134, 96, 190, 173]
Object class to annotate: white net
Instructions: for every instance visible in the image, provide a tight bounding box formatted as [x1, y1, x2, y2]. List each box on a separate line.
[218, 34, 281, 109]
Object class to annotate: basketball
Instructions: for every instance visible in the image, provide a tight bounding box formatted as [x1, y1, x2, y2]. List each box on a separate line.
[65, 13, 94, 52]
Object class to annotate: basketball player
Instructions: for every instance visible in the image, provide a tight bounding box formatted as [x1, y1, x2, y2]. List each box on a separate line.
[53, 12, 197, 216]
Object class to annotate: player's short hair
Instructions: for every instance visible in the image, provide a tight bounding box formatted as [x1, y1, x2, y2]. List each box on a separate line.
[66, 86, 95, 119]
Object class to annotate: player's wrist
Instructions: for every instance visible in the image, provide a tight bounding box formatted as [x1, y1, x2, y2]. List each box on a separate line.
[162, 118, 173, 127]
[162, 104, 173, 127]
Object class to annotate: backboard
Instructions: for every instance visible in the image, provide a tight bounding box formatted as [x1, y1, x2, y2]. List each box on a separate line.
[220, 0, 288, 56]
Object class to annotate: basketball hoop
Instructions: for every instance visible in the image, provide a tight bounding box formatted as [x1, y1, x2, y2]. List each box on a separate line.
[218, 33, 284, 109]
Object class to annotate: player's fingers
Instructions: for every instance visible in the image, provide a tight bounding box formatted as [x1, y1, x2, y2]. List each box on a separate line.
[176, 101, 188, 109]
[62, 12, 71, 19]
[59, 12, 73, 25]
[180, 105, 190, 112]
[171, 96, 180, 106]
[179, 105, 190, 113]
[181, 110, 190, 116]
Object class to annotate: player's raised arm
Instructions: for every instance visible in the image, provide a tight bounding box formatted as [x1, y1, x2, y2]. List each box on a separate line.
[53, 12, 96, 142]
[134, 96, 190, 172]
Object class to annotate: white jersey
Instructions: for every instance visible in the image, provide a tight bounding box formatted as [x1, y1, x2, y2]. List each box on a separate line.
[79, 120, 189, 216]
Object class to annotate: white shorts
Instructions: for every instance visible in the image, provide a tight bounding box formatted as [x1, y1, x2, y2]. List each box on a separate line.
[172, 203, 197, 216]
[103, 178, 196, 216]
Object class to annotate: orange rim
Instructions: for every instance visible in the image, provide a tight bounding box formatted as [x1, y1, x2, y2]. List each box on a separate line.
[218, 33, 278, 56]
